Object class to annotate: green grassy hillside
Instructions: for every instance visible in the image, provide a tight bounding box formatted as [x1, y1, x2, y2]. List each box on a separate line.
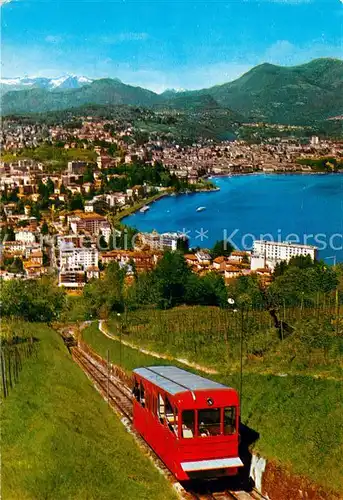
[1, 323, 177, 500]
[104, 305, 343, 379]
[1, 144, 97, 170]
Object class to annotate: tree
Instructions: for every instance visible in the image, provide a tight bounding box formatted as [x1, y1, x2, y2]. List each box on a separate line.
[108, 144, 118, 156]
[8, 257, 24, 274]
[268, 263, 338, 307]
[129, 271, 158, 308]
[128, 258, 138, 280]
[68, 193, 84, 211]
[274, 255, 315, 278]
[211, 240, 234, 259]
[1, 225, 15, 242]
[183, 272, 227, 307]
[199, 272, 228, 307]
[41, 221, 49, 235]
[46, 178, 55, 196]
[98, 235, 108, 250]
[2, 277, 65, 322]
[153, 251, 192, 308]
[226, 274, 265, 308]
[30, 203, 42, 221]
[83, 168, 94, 184]
[176, 236, 189, 253]
[83, 262, 125, 318]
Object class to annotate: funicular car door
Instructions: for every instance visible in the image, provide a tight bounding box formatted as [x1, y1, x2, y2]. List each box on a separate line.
[163, 394, 178, 468]
[140, 380, 150, 439]
[154, 392, 168, 459]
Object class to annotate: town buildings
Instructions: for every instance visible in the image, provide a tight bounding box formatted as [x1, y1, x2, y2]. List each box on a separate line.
[1, 113, 335, 290]
[253, 240, 317, 264]
[138, 231, 184, 252]
[68, 212, 111, 242]
[57, 237, 99, 288]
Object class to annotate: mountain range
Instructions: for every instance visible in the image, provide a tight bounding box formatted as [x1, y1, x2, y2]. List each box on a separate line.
[0, 75, 93, 92]
[2, 59, 343, 125]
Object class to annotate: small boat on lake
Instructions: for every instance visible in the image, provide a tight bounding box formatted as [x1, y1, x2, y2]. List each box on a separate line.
[140, 205, 150, 213]
[196, 206, 206, 212]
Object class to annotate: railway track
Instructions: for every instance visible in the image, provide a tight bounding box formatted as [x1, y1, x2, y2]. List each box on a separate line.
[189, 487, 267, 500]
[72, 345, 267, 500]
[72, 347, 133, 421]
[188, 486, 267, 500]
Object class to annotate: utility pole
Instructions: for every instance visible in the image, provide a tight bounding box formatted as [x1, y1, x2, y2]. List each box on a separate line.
[240, 306, 244, 418]
[228, 297, 243, 421]
[336, 289, 340, 338]
[117, 313, 122, 366]
[107, 349, 110, 405]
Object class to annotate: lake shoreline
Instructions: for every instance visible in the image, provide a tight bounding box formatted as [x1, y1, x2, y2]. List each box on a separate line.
[210, 170, 342, 178]
[119, 171, 340, 223]
[116, 186, 220, 223]
[122, 173, 343, 262]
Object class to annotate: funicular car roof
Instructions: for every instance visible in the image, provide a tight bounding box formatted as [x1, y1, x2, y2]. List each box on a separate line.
[133, 365, 230, 396]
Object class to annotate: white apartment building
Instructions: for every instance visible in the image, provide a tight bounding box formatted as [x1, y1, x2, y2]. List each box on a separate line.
[15, 230, 36, 244]
[140, 231, 181, 251]
[59, 242, 99, 271]
[3, 240, 41, 257]
[253, 240, 318, 264]
[106, 193, 127, 208]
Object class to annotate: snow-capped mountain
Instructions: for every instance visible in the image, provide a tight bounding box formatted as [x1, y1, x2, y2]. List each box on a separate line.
[0, 75, 93, 92]
[161, 88, 187, 95]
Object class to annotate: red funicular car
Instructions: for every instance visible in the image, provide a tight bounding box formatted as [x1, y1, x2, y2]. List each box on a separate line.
[132, 365, 243, 481]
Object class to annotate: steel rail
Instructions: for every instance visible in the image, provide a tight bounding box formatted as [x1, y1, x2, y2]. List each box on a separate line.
[73, 347, 133, 422]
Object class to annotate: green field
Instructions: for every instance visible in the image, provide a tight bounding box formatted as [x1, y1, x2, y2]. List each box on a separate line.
[105, 306, 343, 379]
[2, 144, 97, 171]
[82, 320, 343, 495]
[1, 323, 177, 500]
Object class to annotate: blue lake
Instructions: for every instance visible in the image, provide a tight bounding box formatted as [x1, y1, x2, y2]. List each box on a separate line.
[123, 174, 343, 262]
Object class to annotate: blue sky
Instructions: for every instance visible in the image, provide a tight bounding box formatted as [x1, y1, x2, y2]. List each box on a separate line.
[1, 0, 342, 92]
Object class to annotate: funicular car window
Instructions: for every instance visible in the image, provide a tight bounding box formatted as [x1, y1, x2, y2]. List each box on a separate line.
[182, 410, 195, 438]
[165, 396, 178, 436]
[198, 408, 221, 437]
[132, 379, 141, 402]
[140, 382, 145, 408]
[224, 407, 236, 435]
[158, 394, 165, 424]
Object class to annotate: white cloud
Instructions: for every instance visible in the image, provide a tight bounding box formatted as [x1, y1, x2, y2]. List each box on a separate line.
[0, 0, 14, 6]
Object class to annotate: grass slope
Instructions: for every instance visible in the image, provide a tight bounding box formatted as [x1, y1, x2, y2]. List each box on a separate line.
[82, 322, 343, 495]
[105, 306, 343, 380]
[2, 144, 97, 171]
[1, 323, 177, 500]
